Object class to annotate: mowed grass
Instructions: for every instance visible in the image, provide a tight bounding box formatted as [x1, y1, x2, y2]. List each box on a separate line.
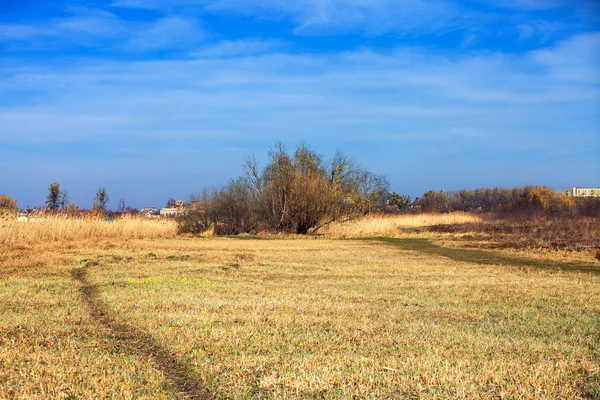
[1, 237, 600, 399]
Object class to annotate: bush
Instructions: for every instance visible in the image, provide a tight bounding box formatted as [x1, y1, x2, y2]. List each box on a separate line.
[178, 142, 390, 235]
[0, 194, 18, 216]
[177, 207, 212, 235]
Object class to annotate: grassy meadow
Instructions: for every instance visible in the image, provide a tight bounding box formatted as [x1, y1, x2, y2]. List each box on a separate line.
[1, 215, 599, 399]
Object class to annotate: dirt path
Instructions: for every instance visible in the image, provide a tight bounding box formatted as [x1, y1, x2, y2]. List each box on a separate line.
[71, 266, 211, 399]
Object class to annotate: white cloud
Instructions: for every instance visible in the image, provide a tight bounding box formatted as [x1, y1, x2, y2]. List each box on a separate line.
[528, 32, 600, 83]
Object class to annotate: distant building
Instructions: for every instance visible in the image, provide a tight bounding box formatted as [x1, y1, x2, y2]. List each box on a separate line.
[160, 207, 184, 217]
[562, 187, 600, 197]
[140, 207, 159, 217]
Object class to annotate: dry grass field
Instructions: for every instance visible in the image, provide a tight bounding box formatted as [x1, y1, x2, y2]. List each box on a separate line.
[0, 214, 177, 246]
[319, 213, 482, 237]
[1, 216, 600, 399]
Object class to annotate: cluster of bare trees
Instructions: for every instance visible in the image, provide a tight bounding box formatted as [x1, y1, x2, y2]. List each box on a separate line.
[179, 143, 389, 235]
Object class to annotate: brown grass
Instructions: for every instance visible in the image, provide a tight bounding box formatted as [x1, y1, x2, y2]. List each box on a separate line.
[1, 233, 598, 398]
[319, 212, 482, 237]
[0, 214, 177, 246]
[427, 216, 600, 251]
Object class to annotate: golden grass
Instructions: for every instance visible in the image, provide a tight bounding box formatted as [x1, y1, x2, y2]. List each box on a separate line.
[319, 212, 482, 237]
[1, 236, 598, 398]
[0, 214, 177, 246]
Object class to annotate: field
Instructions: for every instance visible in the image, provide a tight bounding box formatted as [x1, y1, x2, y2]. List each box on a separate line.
[1, 215, 600, 399]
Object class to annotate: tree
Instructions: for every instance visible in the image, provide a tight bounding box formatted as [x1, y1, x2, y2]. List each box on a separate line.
[257, 142, 341, 233]
[387, 192, 412, 211]
[94, 187, 109, 211]
[347, 168, 389, 214]
[59, 190, 69, 210]
[415, 190, 452, 213]
[46, 183, 61, 211]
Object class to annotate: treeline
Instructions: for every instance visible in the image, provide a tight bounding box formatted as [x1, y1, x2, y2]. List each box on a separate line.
[179, 143, 599, 236]
[408, 186, 600, 217]
[179, 143, 389, 235]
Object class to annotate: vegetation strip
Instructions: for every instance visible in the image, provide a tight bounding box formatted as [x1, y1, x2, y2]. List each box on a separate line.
[70, 266, 211, 399]
[372, 237, 600, 274]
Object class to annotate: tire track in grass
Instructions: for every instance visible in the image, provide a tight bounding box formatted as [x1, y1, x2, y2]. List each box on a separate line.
[71, 267, 211, 399]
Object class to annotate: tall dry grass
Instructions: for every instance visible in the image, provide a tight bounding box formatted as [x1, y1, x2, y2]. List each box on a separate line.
[0, 214, 177, 247]
[319, 212, 482, 237]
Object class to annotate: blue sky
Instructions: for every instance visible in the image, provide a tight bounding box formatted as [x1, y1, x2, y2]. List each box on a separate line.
[1, 0, 599, 209]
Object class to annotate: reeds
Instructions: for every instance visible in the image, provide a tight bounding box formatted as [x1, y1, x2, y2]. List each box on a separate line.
[319, 212, 481, 237]
[0, 214, 177, 246]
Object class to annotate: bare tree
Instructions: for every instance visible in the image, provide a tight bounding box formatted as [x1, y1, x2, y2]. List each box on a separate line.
[347, 168, 389, 214]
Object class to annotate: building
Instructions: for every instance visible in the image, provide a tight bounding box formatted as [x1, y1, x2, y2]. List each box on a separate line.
[562, 187, 600, 197]
[140, 207, 159, 217]
[160, 207, 184, 217]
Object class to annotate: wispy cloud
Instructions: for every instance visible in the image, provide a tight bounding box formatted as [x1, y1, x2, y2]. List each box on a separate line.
[528, 32, 600, 83]
[517, 20, 566, 41]
[480, 0, 570, 10]
[123, 16, 205, 51]
[191, 39, 285, 58]
[0, 24, 56, 41]
[113, 0, 480, 36]
[1, 32, 598, 148]
[2, 2, 599, 205]
[0, 7, 205, 52]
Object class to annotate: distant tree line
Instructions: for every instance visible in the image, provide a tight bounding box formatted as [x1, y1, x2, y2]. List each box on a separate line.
[179, 143, 599, 235]
[179, 142, 389, 235]
[3, 147, 598, 227]
[410, 186, 600, 217]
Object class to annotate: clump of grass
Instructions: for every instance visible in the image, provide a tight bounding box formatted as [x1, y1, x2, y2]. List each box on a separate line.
[319, 212, 481, 237]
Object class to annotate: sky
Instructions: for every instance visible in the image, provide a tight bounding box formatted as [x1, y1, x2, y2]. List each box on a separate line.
[1, 0, 599, 209]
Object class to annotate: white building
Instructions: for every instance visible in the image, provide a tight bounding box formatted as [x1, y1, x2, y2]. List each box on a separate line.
[561, 187, 600, 197]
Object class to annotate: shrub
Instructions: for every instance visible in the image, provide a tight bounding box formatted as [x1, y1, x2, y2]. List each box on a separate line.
[179, 142, 390, 235]
[0, 194, 18, 215]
